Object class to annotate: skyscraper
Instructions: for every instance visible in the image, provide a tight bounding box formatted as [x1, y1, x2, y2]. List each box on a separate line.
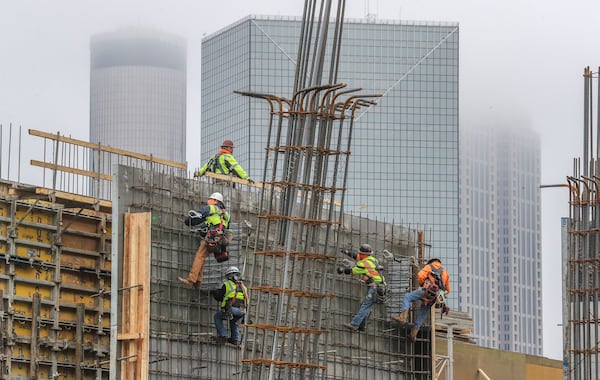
[460, 121, 542, 355]
[90, 28, 187, 164]
[200, 16, 460, 306]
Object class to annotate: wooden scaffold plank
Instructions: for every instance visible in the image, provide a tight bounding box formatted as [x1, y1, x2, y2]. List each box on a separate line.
[118, 212, 151, 380]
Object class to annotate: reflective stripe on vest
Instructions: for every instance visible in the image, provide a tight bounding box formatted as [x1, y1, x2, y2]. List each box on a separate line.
[205, 205, 230, 228]
[221, 279, 248, 308]
[210, 153, 233, 175]
[359, 256, 383, 283]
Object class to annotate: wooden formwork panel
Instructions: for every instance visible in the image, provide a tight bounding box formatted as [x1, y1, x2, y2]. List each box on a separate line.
[0, 195, 112, 379]
[119, 212, 151, 380]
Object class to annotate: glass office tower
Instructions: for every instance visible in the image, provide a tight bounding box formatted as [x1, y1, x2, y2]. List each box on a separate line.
[201, 16, 459, 305]
[460, 123, 542, 355]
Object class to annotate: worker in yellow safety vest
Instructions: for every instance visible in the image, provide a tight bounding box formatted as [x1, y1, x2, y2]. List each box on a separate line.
[338, 243, 386, 332]
[194, 139, 254, 184]
[178, 192, 231, 287]
[210, 266, 249, 346]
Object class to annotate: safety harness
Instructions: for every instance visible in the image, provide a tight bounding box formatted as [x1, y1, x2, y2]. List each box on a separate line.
[357, 255, 388, 303]
[421, 264, 447, 307]
[221, 279, 249, 310]
[205, 206, 230, 262]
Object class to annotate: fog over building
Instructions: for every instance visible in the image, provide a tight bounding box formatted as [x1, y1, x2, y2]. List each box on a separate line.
[460, 122, 542, 355]
[89, 28, 187, 165]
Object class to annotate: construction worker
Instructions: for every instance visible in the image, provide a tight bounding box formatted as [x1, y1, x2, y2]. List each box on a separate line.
[391, 258, 450, 342]
[210, 266, 249, 346]
[194, 139, 254, 184]
[178, 192, 231, 287]
[338, 243, 385, 332]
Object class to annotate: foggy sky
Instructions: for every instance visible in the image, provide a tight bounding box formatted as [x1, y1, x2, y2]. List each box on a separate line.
[2, 0, 600, 361]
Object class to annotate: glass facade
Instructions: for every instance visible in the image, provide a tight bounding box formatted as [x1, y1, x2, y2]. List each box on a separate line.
[201, 16, 459, 306]
[90, 28, 187, 163]
[460, 124, 542, 355]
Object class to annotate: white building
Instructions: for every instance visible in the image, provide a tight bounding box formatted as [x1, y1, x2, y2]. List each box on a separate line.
[460, 119, 542, 355]
[90, 28, 187, 167]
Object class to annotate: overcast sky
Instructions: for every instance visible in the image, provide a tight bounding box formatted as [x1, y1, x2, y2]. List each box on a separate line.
[2, 0, 600, 361]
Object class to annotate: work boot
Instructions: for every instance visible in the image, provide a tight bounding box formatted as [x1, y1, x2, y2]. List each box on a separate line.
[228, 338, 242, 347]
[409, 326, 419, 342]
[391, 310, 408, 324]
[342, 323, 358, 332]
[213, 336, 228, 344]
[178, 277, 195, 287]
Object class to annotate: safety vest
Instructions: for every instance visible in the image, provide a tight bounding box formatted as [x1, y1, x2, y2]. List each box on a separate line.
[352, 255, 383, 283]
[205, 205, 230, 228]
[221, 279, 249, 308]
[205, 153, 249, 179]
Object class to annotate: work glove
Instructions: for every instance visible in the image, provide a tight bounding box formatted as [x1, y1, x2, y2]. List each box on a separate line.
[442, 304, 450, 316]
[247, 178, 255, 184]
[193, 169, 201, 178]
[341, 249, 355, 259]
[337, 266, 352, 275]
[363, 276, 374, 285]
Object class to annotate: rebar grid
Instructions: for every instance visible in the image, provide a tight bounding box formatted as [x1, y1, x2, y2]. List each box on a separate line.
[110, 164, 428, 379]
[565, 66, 600, 380]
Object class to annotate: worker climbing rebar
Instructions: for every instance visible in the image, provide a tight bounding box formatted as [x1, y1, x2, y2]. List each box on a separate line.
[391, 258, 450, 342]
[178, 192, 232, 287]
[210, 266, 249, 347]
[338, 243, 387, 332]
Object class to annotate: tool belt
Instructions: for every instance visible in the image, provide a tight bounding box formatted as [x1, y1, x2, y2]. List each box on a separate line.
[375, 283, 388, 304]
[205, 227, 230, 262]
[421, 282, 440, 306]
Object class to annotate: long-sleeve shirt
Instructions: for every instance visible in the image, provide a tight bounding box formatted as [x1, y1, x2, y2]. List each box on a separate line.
[417, 261, 450, 293]
[351, 255, 384, 284]
[197, 148, 249, 179]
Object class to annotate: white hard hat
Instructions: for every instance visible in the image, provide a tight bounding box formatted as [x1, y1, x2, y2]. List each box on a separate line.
[209, 192, 224, 203]
[225, 266, 240, 276]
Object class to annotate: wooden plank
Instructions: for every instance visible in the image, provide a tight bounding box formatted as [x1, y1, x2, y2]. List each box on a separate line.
[33, 187, 112, 212]
[117, 333, 143, 340]
[31, 159, 112, 181]
[122, 214, 134, 380]
[29, 129, 187, 169]
[138, 213, 151, 380]
[120, 212, 151, 380]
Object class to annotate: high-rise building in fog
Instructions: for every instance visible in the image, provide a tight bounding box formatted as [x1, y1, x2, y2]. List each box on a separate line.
[90, 28, 187, 164]
[200, 16, 460, 304]
[460, 124, 542, 355]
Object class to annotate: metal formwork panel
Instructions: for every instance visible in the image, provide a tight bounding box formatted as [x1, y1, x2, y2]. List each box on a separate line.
[0, 183, 111, 379]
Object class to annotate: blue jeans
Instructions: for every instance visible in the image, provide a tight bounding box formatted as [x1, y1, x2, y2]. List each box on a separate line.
[214, 306, 245, 342]
[401, 287, 431, 329]
[350, 286, 376, 329]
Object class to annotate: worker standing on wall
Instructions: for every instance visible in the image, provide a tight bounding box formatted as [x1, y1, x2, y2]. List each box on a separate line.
[210, 266, 249, 346]
[391, 258, 450, 342]
[338, 244, 386, 332]
[178, 192, 231, 287]
[193, 140, 254, 184]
